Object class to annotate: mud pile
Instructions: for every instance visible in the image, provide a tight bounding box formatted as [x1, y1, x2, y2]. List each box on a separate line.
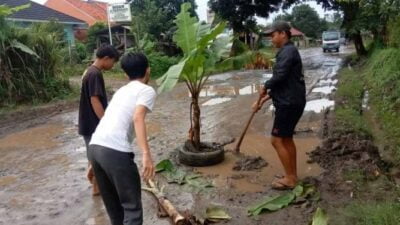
[310, 113, 385, 178]
[233, 156, 268, 171]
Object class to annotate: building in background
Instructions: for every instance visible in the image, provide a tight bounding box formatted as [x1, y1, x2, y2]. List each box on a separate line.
[45, 0, 107, 26]
[1, 0, 87, 46]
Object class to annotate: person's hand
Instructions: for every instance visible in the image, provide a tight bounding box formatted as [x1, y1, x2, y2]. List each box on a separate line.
[260, 94, 271, 106]
[259, 87, 267, 97]
[252, 88, 271, 112]
[141, 152, 155, 182]
[252, 100, 262, 112]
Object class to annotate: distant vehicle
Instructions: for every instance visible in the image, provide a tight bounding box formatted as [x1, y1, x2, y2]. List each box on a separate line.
[322, 31, 340, 53]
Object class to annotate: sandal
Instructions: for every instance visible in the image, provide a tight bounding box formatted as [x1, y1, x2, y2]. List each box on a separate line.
[271, 180, 295, 190]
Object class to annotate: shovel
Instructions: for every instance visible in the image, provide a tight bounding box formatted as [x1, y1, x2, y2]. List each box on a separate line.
[234, 95, 263, 153]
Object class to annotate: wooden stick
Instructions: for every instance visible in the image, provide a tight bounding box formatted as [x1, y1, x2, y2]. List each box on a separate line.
[143, 180, 186, 225]
[234, 96, 262, 153]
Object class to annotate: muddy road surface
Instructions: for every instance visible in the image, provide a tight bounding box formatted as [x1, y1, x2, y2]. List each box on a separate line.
[0, 47, 353, 225]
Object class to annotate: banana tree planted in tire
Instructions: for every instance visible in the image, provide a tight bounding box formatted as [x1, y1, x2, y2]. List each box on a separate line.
[157, 3, 232, 166]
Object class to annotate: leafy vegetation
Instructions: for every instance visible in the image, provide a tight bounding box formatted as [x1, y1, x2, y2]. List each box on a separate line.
[336, 202, 400, 225]
[0, 5, 71, 106]
[334, 67, 371, 137]
[364, 47, 400, 162]
[158, 3, 232, 150]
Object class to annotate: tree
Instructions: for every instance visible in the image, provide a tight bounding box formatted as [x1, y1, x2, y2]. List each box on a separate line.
[209, 0, 288, 34]
[131, 0, 197, 41]
[314, 0, 367, 55]
[291, 4, 325, 38]
[86, 22, 106, 54]
[158, 3, 232, 150]
[274, 13, 293, 23]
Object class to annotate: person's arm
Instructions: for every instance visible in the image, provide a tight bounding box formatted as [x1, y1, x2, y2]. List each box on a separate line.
[90, 96, 105, 119]
[264, 48, 294, 90]
[133, 105, 155, 182]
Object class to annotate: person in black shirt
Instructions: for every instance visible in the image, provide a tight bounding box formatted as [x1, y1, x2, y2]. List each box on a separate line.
[253, 21, 306, 190]
[78, 44, 119, 195]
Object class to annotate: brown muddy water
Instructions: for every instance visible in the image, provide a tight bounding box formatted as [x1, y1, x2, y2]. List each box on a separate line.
[195, 134, 321, 193]
[0, 47, 353, 225]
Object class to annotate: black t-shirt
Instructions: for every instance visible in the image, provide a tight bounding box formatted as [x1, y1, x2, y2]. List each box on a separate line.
[78, 66, 108, 136]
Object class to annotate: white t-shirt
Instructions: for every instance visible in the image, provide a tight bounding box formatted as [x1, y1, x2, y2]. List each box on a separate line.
[90, 81, 156, 153]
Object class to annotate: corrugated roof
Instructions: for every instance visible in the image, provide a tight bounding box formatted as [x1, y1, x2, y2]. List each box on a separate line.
[64, 0, 107, 21]
[1, 0, 86, 24]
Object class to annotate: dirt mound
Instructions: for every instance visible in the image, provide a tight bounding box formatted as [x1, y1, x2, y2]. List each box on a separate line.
[233, 156, 268, 171]
[310, 111, 388, 183]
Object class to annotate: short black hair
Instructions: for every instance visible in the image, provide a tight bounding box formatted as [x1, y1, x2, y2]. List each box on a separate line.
[120, 52, 149, 80]
[96, 44, 120, 61]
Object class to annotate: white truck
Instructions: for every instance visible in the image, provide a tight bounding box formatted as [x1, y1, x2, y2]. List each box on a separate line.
[322, 31, 340, 53]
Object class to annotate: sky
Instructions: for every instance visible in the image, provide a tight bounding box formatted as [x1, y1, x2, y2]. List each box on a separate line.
[31, 0, 334, 24]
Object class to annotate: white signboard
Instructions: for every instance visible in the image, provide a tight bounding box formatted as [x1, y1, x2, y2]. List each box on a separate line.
[108, 4, 132, 22]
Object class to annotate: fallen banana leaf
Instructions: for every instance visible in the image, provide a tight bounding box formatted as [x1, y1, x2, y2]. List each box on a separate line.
[185, 176, 213, 190]
[206, 206, 231, 222]
[156, 159, 174, 172]
[248, 183, 318, 216]
[293, 184, 304, 198]
[311, 208, 328, 225]
[248, 192, 296, 216]
[156, 159, 213, 191]
[165, 169, 187, 185]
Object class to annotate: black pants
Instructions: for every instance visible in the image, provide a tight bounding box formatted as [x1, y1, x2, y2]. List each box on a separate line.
[88, 145, 143, 225]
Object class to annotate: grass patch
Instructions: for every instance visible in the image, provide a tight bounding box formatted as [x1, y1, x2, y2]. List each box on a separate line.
[334, 67, 371, 138]
[364, 48, 400, 164]
[0, 85, 79, 115]
[335, 201, 400, 225]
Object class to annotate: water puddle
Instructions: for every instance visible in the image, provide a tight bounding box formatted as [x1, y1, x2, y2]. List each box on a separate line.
[305, 99, 335, 113]
[262, 73, 273, 79]
[312, 86, 336, 94]
[195, 134, 322, 193]
[198, 84, 262, 98]
[362, 90, 370, 110]
[208, 73, 235, 81]
[0, 124, 64, 151]
[199, 85, 236, 97]
[202, 97, 232, 106]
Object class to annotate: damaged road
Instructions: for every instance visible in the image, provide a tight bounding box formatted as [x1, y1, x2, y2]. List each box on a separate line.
[0, 47, 353, 225]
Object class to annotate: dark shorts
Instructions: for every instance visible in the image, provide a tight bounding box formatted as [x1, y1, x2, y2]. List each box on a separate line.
[271, 105, 305, 138]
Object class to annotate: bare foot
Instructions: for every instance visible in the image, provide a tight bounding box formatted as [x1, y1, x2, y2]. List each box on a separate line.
[92, 177, 100, 196]
[87, 166, 94, 184]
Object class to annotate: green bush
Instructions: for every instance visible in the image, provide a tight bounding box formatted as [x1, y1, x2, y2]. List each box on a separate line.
[388, 16, 400, 48]
[334, 68, 371, 138]
[75, 42, 87, 62]
[86, 22, 106, 54]
[365, 48, 400, 162]
[0, 9, 71, 106]
[147, 52, 180, 79]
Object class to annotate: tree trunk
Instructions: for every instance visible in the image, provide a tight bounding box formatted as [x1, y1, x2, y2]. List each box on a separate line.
[191, 97, 201, 151]
[352, 31, 367, 56]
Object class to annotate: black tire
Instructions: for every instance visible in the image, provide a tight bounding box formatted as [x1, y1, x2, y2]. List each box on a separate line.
[336, 48, 340, 52]
[323, 49, 326, 53]
[178, 144, 224, 167]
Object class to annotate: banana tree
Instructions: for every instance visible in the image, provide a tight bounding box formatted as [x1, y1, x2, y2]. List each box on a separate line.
[157, 3, 232, 151]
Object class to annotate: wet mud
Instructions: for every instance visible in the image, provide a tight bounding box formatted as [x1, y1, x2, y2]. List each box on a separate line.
[0, 47, 354, 225]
